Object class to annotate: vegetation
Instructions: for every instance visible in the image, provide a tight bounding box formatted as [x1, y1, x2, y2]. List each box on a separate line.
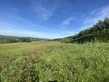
[0, 41, 109, 82]
[56, 17, 109, 43]
[1, 17, 109, 82]
[0, 35, 47, 44]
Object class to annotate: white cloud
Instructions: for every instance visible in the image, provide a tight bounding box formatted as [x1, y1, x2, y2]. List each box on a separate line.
[61, 17, 74, 26]
[89, 8, 99, 15]
[84, 6, 109, 24]
[81, 6, 109, 31]
[0, 13, 53, 39]
[0, 27, 49, 39]
[31, 0, 57, 20]
[0, 25, 77, 39]
[0, 12, 51, 31]
[0, 18, 77, 39]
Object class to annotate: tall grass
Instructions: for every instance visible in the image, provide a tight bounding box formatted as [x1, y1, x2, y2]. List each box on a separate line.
[0, 41, 109, 82]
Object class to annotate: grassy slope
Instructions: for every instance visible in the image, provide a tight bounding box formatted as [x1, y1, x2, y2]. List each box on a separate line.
[0, 41, 109, 82]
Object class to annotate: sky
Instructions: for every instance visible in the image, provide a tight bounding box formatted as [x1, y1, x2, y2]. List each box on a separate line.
[0, 0, 109, 39]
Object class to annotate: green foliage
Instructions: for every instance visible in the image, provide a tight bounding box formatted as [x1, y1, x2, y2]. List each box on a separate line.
[57, 17, 109, 43]
[0, 41, 109, 82]
[0, 35, 47, 44]
[0, 36, 31, 43]
[72, 18, 109, 43]
[53, 38, 70, 43]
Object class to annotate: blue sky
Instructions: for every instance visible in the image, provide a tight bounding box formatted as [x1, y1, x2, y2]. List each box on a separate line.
[0, 0, 109, 39]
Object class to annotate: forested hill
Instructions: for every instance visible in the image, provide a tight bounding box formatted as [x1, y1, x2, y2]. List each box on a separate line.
[0, 35, 47, 44]
[55, 17, 109, 43]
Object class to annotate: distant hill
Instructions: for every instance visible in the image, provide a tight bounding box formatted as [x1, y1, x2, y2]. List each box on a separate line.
[55, 17, 109, 43]
[0, 35, 48, 44]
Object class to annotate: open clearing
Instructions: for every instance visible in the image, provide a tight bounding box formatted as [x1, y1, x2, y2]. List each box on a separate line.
[0, 41, 109, 82]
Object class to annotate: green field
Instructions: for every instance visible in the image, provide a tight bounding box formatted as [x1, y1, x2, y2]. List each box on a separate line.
[0, 41, 109, 82]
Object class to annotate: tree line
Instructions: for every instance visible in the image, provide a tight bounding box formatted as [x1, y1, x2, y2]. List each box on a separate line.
[0, 36, 31, 44]
[55, 17, 109, 43]
[0, 35, 46, 44]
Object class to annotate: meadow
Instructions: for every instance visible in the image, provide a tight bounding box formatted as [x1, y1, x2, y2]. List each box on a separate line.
[0, 41, 109, 82]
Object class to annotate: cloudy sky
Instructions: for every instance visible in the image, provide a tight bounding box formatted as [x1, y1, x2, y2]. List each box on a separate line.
[0, 0, 109, 39]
